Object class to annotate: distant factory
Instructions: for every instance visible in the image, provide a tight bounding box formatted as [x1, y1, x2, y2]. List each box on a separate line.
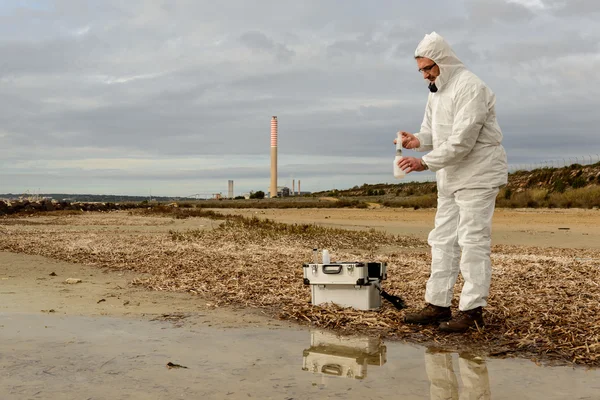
[225, 116, 311, 199]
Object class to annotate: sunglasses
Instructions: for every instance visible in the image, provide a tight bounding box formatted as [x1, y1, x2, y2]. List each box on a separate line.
[418, 63, 437, 73]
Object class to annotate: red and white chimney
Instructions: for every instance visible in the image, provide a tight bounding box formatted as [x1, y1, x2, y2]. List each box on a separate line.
[270, 116, 278, 198]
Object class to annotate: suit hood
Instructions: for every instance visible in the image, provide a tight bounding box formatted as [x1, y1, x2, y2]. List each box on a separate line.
[415, 32, 465, 90]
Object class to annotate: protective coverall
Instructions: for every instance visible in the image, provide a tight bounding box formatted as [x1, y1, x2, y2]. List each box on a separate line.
[424, 348, 491, 400]
[413, 32, 508, 311]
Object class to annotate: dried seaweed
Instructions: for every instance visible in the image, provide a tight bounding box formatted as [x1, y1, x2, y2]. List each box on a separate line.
[1, 211, 599, 366]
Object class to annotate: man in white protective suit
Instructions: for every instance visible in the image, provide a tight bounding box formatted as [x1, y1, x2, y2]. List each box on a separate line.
[424, 348, 491, 399]
[397, 32, 508, 332]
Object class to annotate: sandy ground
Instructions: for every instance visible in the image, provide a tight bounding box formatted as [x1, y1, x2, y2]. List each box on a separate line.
[3, 254, 600, 399]
[3, 207, 599, 324]
[1, 209, 599, 353]
[213, 207, 600, 249]
[2, 208, 600, 397]
[0, 251, 280, 329]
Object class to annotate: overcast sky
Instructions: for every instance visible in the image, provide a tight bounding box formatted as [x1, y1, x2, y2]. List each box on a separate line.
[0, 0, 598, 197]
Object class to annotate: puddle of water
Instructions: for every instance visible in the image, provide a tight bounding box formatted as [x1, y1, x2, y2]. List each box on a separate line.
[0, 313, 598, 400]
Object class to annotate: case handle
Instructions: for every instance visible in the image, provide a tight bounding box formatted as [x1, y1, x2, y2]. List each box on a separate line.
[321, 364, 343, 376]
[322, 264, 342, 274]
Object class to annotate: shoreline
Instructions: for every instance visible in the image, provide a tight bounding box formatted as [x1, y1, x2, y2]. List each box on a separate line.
[2, 209, 599, 367]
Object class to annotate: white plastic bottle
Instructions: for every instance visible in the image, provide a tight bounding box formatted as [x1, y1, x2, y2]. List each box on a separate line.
[394, 132, 406, 179]
[322, 249, 330, 264]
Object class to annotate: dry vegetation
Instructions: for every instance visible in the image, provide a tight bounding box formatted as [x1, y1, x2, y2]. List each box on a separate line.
[496, 186, 600, 209]
[314, 163, 600, 209]
[191, 198, 368, 209]
[1, 209, 599, 367]
[346, 185, 600, 210]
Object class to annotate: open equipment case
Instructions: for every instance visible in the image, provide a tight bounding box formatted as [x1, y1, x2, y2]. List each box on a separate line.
[302, 330, 387, 380]
[302, 262, 387, 311]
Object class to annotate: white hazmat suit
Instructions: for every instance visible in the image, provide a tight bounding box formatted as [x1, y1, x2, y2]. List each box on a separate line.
[412, 32, 508, 311]
[424, 349, 491, 400]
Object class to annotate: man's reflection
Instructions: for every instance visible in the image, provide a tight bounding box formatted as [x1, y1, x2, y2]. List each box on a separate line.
[424, 348, 491, 400]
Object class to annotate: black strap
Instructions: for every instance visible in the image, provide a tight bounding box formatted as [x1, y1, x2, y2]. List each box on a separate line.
[379, 288, 407, 310]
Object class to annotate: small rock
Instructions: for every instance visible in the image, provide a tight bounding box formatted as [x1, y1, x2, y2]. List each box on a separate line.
[166, 362, 188, 369]
[49, 272, 57, 276]
[123, 300, 130, 306]
[65, 278, 82, 284]
[97, 299, 106, 304]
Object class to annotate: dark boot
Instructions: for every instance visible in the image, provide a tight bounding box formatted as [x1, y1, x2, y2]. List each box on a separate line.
[404, 304, 452, 325]
[439, 307, 484, 333]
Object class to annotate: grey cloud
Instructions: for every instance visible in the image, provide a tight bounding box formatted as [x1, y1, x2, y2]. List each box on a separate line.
[482, 30, 597, 63]
[449, 41, 483, 64]
[0, 161, 389, 184]
[326, 30, 390, 58]
[239, 31, 295, 62]
[465, 0, 535, 23]
[0, 0, 598, 195]
[545, 0, 600, 16]
[240, 31, 277, 51]
[389, 30, 425, 59]
[0, 36, 89, 75]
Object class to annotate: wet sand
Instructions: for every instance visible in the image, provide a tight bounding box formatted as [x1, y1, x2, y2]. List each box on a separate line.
[0, 251, 276, 328]
[2, 252, 600, 399]
[3, 313, 600, 400]
[2, 208, 600, 398]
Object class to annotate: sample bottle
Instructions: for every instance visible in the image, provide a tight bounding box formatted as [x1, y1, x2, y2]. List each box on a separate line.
[312, 248, 318, 264]
[322, 249, 330, 264]
[393, 132, 406, 179]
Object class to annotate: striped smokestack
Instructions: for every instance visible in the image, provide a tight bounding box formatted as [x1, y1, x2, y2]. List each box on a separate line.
[270, 116, 278, 198]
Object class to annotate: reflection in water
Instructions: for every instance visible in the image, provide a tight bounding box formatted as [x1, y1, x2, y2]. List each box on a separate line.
[301, 331, 492, 398]
[425, 348, 491, 400]
[302, 330, 386, 380]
